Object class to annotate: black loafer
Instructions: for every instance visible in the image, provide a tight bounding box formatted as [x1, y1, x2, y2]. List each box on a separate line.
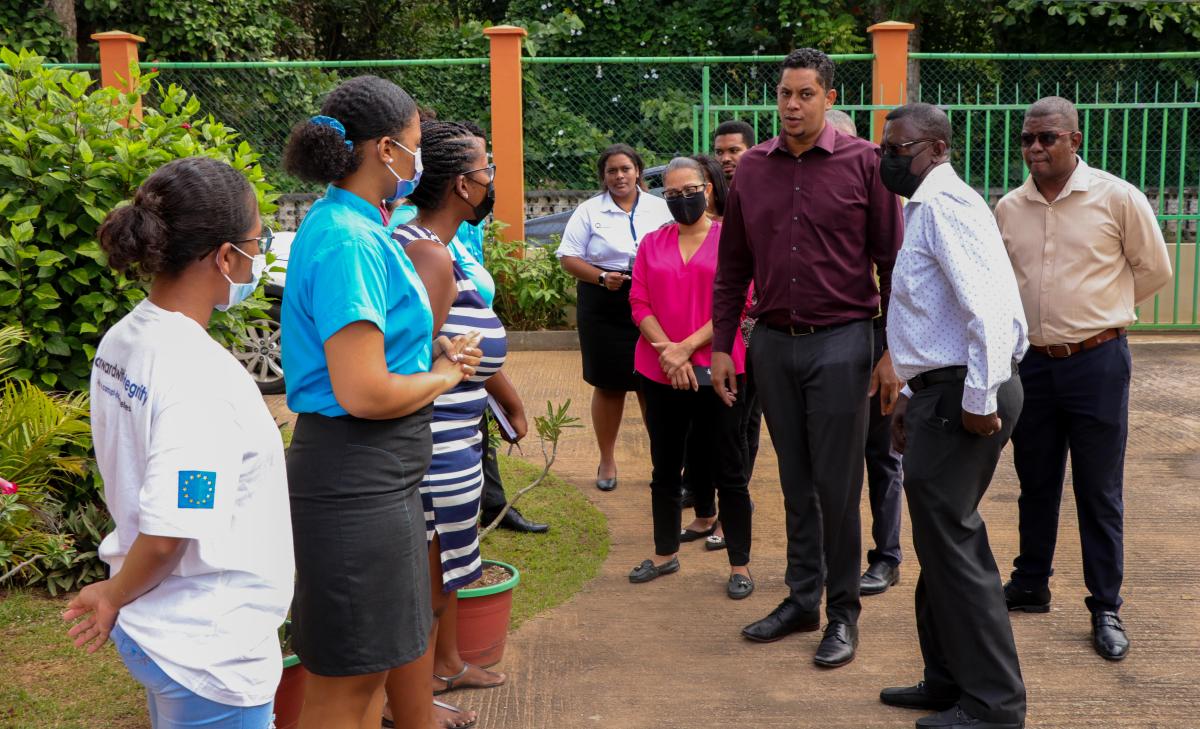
[727, 573, 754, 600]
[1092, 611, 1130, 661]
[813, 621, 858, 668]
[860, 561, 900, 596]
[679, 524, 716, 542]
[705, 534, 727, 551]
[1003, 580, 1050, 613]
[680, 487, 695, 508]
[628, 557, 679, 583]
[742, 599, 820, 643]
[880, 682, 959, 711]
[915, 705, 1023, 728]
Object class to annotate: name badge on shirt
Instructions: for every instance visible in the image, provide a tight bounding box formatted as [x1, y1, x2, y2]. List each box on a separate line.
[178, 470, 216, 509]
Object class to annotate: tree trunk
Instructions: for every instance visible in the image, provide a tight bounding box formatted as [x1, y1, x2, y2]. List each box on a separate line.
[907, 13, 922, 103]
[45, 0, 77, 61]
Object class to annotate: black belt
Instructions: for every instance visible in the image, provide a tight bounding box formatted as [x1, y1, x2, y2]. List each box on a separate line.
[907, 362, 1019, 393]
[760, 320, 860, 337]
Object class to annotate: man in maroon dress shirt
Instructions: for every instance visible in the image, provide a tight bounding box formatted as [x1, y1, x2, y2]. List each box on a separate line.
[711, 48, 904, 668]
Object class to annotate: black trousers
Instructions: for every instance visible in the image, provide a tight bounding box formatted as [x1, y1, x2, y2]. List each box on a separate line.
[685, 358, 762, 519]
[752, 320, 872, 625]
[479, 415, 508, 518]
[904, 376, 1026, 725]
[641, 375, 752, 566]
[1010, 337, 1131, 614]
[865, 331, 904, 567]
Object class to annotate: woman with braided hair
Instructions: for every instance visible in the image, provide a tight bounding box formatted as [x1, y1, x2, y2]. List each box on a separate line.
[385, 119, 511, 729]
[280, 76, 481, 729]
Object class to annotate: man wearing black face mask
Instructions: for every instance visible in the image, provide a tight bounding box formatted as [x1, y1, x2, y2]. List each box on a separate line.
[880, 103, 1029, 729]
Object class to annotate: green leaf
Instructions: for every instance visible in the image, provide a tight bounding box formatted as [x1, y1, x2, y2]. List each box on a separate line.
[39, 371, 58, 387]
[35, 250, 66, 267]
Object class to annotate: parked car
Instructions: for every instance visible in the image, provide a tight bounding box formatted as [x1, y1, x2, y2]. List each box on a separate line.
[231, 231, 291, 395]
[237, 165, 669, 393]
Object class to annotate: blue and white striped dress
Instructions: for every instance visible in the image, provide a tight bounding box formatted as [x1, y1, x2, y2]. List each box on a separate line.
[392, 224, 507, 591]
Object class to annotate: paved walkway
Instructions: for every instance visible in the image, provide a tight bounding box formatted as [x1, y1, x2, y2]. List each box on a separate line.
[270, 337, 1200, 728]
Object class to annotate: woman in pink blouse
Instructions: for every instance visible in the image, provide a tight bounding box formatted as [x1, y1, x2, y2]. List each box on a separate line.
[627, 157, 754, 600]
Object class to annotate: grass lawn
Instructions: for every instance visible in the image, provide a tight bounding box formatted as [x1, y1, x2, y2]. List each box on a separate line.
[0, 454, 606, 728]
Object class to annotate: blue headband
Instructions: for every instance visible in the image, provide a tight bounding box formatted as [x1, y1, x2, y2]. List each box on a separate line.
[310, 115, 353, 150]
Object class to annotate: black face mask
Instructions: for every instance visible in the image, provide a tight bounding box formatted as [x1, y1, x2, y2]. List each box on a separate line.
[465, 180, 495, 226]
[666, 191, 708, 225]
[879, 152, 924, 199]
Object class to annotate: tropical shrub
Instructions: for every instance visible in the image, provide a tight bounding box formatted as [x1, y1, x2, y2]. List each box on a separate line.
[0, 326, 109, 595]
[483, 225, 576, 331]
[0, 47, 278, 392]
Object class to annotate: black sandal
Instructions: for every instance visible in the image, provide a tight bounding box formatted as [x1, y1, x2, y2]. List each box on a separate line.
[433, 662, 505, 696]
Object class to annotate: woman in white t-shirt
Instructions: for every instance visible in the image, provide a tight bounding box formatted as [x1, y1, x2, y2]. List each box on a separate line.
[65, 157, 295, 728]
[555, 144, 672, 492]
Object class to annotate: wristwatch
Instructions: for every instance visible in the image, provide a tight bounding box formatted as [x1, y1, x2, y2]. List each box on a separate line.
[597, 272, 606, 286]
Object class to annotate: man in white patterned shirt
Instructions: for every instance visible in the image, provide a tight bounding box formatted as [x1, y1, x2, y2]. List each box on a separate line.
[879, 103, 1029, 729]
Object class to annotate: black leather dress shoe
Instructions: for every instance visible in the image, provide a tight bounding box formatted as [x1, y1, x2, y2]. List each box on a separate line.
[680, 487, 695, 508]
[483, 507, 549, 534]
[1003, 581, 1051, 613]
[860, 561, 900, 596]
[813, 621, 858, 668]
[880, 682, 959, 711]
[915, 705, 1023, 728]
[741, 599, 820, 642]
[1092, 611, 1130, 661]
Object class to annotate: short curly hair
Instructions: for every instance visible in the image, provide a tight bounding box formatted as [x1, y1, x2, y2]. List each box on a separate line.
[781, 48, 835, 92]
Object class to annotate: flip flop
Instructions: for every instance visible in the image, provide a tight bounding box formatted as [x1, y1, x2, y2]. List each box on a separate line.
[434, 662, 506, 695]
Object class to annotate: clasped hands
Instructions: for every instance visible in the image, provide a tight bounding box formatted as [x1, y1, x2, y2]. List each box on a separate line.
[651, 340, 699, 391]
[432, 331, 484, 385]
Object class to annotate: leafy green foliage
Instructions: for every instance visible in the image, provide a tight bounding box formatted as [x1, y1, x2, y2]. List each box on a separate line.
[0, 326, 109, 595]
[0, 47, 278, 391]
[992, 1, 1200, 51]
[0, 3, 75, 61]
[77, 0, 291, 62]
[482, 225, 576, 331]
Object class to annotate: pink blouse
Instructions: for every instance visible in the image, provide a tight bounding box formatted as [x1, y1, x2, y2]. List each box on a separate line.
[630, 221, 747, 385]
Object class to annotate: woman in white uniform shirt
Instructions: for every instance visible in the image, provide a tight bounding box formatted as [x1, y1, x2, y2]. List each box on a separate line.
[66, 157, 293, 728]
[557, 144, 672, 491]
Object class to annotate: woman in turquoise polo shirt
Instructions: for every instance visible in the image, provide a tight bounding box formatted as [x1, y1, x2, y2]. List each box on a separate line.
[280, 75, 481, 729]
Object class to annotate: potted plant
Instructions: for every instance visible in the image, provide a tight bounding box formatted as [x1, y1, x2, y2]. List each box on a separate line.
[455, 400, 579, 666]
[273, 620, 307, 729]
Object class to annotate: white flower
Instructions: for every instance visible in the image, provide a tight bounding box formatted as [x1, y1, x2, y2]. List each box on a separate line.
[557, 129, 565, 136]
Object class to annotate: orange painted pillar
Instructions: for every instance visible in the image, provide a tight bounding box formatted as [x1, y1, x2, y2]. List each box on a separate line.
[91, 30, 145, 121]
[866, 21, 914, 144]
[483, 25, 528, 243]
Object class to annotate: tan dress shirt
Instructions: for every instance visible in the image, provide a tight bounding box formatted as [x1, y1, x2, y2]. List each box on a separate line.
[994, 157, 1173, 347]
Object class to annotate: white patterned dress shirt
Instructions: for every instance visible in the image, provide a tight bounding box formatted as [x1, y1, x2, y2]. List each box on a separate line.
[887, 163, 1029, 415]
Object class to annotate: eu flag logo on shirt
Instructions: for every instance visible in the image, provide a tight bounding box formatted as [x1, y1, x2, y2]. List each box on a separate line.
[177, 471, 216, 509]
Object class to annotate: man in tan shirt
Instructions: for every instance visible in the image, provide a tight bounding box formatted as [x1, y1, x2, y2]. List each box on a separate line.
[994, 96, 1172, 662]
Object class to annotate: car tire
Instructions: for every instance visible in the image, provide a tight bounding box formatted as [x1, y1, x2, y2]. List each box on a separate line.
[233, 301, 286, 395]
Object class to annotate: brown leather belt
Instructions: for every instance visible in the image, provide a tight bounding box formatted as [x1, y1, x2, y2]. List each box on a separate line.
[1030, 328, 1125, 359]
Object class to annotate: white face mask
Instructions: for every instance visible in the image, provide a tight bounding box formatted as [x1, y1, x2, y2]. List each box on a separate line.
[216, 244, 266, 312]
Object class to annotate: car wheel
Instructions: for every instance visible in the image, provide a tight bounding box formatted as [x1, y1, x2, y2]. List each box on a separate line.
[233, 302, 285, 394]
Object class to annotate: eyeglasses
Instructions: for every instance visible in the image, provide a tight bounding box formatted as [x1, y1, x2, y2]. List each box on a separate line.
[875, 139, 936, 158]
[1019, 131, 1073, 148]
[462, 164, 497, 184]
[234, 226, 274, 254]
[662, 184, 706, 201]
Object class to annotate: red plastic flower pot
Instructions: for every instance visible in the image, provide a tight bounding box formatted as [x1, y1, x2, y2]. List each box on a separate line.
[273, 655, 307, 729]
[455, 559, 520, 668]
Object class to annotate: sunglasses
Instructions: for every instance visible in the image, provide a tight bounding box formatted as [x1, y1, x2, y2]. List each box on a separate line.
[874, 138, 936, 158]
[1019, 131, 1073, 148]
[233, 226, 274, 254]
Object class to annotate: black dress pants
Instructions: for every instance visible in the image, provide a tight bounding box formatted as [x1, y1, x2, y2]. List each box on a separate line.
[479, 415, 508, 518]
[683, 359, 761, 519]
[903, 376, 1026, 726]
[751, 320, 872, 625]
[865, 329, 904, 567]
[1010, 337, 1130, 614]
[641, 375, 752, 566]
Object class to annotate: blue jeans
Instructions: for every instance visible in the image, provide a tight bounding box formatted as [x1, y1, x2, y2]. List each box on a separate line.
[112, 623, 275, 729]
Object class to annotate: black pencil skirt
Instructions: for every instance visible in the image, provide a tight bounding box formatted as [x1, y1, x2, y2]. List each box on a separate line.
[576, 278, 641, 392]
[286, 404, 434, 676]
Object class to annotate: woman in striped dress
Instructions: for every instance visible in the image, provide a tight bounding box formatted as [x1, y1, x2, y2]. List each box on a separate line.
[388, 120, 509, 729]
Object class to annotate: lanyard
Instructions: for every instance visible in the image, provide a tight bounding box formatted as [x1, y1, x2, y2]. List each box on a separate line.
[626, 190, 641, 243]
